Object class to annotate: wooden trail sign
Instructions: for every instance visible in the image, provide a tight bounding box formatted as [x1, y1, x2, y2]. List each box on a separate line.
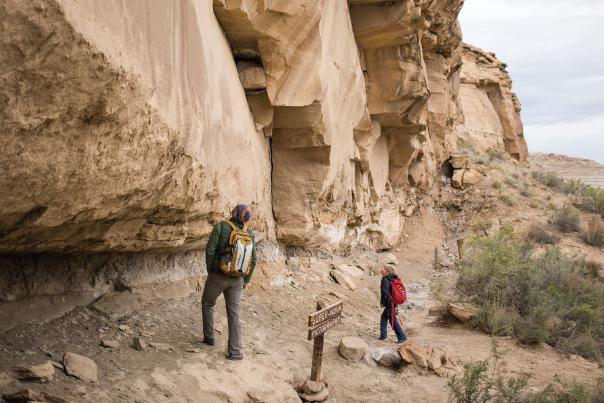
[308, 300, 343, 335]
[308, 300, 343, 382]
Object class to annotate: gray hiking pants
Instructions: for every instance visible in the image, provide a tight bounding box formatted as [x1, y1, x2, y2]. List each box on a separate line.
[201, 271, 244, 357]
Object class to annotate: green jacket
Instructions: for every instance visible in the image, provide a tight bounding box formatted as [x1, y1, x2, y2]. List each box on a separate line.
[205, 220, 257, 284]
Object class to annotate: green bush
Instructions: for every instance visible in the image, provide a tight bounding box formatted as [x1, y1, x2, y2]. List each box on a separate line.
[532, 171, 566, 191]
[583, 217, 604, 247]
[456, 227, 604, 360]
[527, 222, 560, 244]
[504, 177, 519, 189]
[500, 194, 515, 206]
[448, 359, 597, 403]
[553, 205, 582, 232]
[584, 187, 604, 218]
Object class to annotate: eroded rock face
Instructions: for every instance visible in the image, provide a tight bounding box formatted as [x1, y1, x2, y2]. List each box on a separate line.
[0, 0, 273, 253]
[0, 0, 527, 321]
[457, 44, 528, 160]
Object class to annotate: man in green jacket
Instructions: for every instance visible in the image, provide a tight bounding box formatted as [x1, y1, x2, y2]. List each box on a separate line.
[202, 204, 257, 360]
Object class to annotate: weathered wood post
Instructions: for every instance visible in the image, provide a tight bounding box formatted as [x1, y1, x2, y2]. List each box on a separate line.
[457, 238, 465, 260]
[307, 300, 343, 382]
[311, 301, 325, 382]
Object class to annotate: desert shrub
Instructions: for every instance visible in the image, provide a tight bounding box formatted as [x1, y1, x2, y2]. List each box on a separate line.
[492, 181, 502, 190]
[584, 186, 604, 218]
[500, 194, 515, 206]
[584, 261, 603, 279]
[553, 205, 582, 232]
[456, 227, 604, 360]
[583, 216, 604, 247]
[488, 148, 507, 162]
[504, 177, 518, 189]
[527, 222, 560, 244]
[449, 359, 595, 403]
[532, 171, 565, 191]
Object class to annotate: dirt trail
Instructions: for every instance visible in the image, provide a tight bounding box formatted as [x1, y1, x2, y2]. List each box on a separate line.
[1, 160, 603, 402]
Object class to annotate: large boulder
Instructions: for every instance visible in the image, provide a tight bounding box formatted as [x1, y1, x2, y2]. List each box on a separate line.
[63, 352, 98, 383]
[398, 340, 429, 368]
[338, 337, 368, 362]
[462, 168, 482, 186]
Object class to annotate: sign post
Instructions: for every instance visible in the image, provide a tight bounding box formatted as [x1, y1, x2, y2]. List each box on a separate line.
[307, 300, 343, 382]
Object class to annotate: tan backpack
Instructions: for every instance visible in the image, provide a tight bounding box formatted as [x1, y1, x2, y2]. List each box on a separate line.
[218, 220, 254, 277]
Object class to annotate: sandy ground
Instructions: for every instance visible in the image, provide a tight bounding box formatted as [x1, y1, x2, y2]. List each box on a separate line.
[1, 157, 603, 403]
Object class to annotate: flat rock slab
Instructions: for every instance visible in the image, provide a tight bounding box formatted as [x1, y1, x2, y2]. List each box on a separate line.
[447, 302, 478, 322]
[12, 361, 55, 382]
[63, 352, 97, 383]
[330, 270, 356, 291]
[333, 264, 364, 277]
[100, 339, 119, 348]
[339, 336, 368, 362]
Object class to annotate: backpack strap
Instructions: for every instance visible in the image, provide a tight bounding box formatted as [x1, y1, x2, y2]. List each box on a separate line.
[225, 220, 246, 231]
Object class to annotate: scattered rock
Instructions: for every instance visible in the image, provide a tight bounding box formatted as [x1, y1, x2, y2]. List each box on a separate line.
[117, 324, 131, 332]
[380, 253, 398, 265]
[2, 389, 44, 402]
[338, 337, 367, 362]
[12, 361, 55, 382]
[63, 352, 98, 383]
[447, 302, 478, 322]
[330, 270, 356, 291]
[449, 154, 469, 169]
[328, 291, 346, 300]
[462, 168, 482, 186]
[132, 337, 147, 351]
[332, 264, 364, 278]
[149, 342, 173, 351]
[398, 340, 429, 368]
[50, 361, 64, 371]
[301, 387, 330, 402]
[452, 169, 465, 189]
[370, 347, 402, 368]
[100, 339, 119, 348]
[302, 379, 325, 395]
[427, 347, 447, 371]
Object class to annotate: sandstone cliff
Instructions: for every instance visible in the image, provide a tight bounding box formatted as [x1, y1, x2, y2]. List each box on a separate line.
[457, 44, 528, 160]
[0, 0, 527, 326]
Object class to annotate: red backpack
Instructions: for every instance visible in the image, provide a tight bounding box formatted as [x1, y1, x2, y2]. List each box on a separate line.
[390, 278, 407, 305]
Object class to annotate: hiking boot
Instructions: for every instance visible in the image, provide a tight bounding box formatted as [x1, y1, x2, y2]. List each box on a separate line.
[378, 335, 387, 340]
[225, 353, 243, 361]
[397, 338, 408, 344]
[202, 337, 215, 346]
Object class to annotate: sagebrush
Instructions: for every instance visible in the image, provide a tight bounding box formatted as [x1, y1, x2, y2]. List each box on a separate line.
[456, 227, 604, 360]
[449, 360, 600, 403]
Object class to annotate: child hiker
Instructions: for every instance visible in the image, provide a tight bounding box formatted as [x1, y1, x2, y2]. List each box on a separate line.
[379, 265, 408, 343]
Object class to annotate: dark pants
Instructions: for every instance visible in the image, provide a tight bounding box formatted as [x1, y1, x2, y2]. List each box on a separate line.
[202, 271, 244, 358]
[380, 306, 407, 342]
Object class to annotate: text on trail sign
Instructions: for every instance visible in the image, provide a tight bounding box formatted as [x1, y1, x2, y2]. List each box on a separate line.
[307, 301, 343, 340]
[308, 301, 343, 327]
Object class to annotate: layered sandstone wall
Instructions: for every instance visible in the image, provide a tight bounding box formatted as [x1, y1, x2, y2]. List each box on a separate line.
[0, 0, 527, 327]
[457, 44, 528, 160]
[0, 0, 274, 254]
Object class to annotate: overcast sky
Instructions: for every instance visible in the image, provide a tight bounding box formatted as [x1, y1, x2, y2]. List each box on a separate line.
[459, 0, 604, 163]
